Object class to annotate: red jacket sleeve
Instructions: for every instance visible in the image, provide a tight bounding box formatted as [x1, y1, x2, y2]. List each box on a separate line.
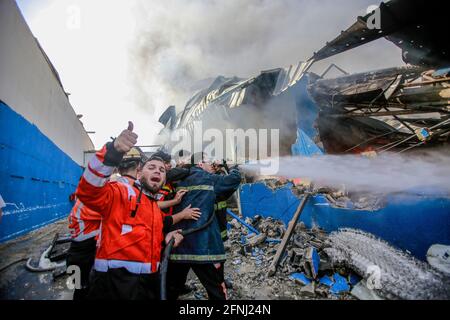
[76, 142, 124, 217]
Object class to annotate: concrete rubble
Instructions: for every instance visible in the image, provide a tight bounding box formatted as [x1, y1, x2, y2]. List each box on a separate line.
[181, 213, 359, 300]
[182, 211, 450, 300]
[1, 211, 448, 300]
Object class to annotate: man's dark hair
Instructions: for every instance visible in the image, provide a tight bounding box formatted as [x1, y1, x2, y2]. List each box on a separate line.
[146, 155, 165, 164]
[191, 152, 205, 166]
[118, 160, 140, 174]
[152, 151, 171, 163]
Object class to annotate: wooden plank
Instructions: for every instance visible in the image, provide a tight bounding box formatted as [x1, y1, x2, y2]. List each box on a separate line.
[268, 194, 311, 277]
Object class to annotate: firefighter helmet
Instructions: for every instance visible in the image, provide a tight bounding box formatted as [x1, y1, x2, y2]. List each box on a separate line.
[119, 147, 146, 169]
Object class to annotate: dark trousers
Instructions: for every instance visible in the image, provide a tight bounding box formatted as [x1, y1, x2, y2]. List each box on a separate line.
[66, 237, 97, 300]
[167, 262, 227, 300]
[87, 268, 160, 300]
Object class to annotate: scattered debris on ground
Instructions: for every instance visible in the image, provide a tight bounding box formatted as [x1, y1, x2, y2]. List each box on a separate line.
[182, 212, 450, 300]
[2, 214, 449, 300]
[182, 213, 356, 300]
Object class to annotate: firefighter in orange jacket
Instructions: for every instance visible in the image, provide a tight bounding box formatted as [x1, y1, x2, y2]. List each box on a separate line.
[67, 147, 145, 300]
[76, 121, 183, 300]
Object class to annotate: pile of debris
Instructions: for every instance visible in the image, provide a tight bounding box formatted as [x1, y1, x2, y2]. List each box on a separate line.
[223, 214, 360, 300]
[182, 212, 355, 300]
[181, 212, 450, 300]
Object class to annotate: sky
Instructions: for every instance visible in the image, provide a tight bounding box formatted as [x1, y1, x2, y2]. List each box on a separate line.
[16, 0, 404, 149]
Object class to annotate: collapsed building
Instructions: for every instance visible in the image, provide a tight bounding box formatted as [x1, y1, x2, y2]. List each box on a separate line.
[157, 0, 450, 299]
[159, 0, 450, 157]
[1, 0, 449, 301]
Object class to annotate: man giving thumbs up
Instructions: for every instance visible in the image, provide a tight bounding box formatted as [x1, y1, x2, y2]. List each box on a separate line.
[76, 122, 183, 300]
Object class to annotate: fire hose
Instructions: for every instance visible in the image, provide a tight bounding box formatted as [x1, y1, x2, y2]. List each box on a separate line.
[160, 210, 217, 300]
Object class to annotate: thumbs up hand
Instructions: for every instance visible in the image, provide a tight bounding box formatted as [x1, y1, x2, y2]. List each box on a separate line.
[113, 121, 138, 153]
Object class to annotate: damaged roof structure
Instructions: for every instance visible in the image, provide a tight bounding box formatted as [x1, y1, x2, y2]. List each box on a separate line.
[160, 0, 449, 157]
[308, 0, 450, 154]
[156, 0, 450, 300]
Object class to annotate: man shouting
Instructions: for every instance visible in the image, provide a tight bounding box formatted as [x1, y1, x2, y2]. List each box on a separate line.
[76, 122, 183, 300]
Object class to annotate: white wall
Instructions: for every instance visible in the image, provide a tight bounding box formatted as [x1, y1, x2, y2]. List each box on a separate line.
[0, 0, 94, 165]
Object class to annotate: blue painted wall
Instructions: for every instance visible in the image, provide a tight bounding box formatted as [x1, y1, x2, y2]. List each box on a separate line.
[0, 101, 82, 242]
[240, 182, 450, 260]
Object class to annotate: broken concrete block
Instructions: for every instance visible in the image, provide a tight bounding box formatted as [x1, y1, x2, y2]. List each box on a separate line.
[300, 282, 316, 298]
[303, 247, 320, 279]
[289, 248, 305, 267]
[247, 233, 267, 247]
[290, 272, 312, 286]
[319, 260, 333, 272]
[330, 273, 350, 295]
[315, 285, 330, 298]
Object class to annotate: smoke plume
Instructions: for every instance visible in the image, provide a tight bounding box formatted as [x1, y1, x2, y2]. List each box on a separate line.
[242, 150, 450, 194]
[129, 0, 403, 117]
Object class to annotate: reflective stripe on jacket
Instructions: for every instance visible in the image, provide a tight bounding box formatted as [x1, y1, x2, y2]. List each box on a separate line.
[76, 142, 165, 274]
[169, 166, 241, 263]
[68, 199, 102, 242]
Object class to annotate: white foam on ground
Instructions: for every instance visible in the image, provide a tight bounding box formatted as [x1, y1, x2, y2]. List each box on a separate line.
[325, 229, 450, 300]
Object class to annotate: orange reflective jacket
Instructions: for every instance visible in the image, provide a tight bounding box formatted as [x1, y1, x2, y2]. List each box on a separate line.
[68, 199, 102, 242]
[76, 143, 165, 274]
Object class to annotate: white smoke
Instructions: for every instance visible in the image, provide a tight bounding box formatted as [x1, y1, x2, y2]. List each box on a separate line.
[242, 150, 450, 194]
[18, 0, 404, 148]
[129, 0, 403, 116]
